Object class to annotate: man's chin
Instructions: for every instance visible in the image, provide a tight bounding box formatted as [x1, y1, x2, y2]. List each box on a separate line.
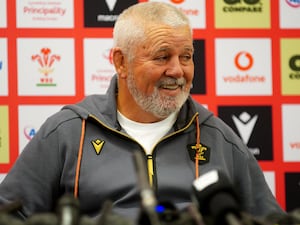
[157, 105, 180, 117]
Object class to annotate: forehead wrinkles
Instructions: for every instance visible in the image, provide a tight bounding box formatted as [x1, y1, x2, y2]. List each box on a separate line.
[143, 25, 193, 53]
[143, 30, 194, 54]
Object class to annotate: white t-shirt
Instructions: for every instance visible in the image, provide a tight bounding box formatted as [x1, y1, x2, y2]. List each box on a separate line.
[117, 111, 177, 154]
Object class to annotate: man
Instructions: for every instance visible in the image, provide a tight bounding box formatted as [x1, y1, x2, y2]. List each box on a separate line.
[0, 1, 284, 222]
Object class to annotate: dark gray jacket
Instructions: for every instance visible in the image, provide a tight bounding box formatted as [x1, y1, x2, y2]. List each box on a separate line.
[0, 75, 284, 221]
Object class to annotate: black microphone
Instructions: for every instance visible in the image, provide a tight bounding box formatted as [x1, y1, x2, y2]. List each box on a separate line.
[0, 212, 25, 225]
[56, 194, 80, 225]
[155, 202, 206, 225]
[0, 200, 24, 225]
[77, 216, 94, 225]
[191, 169, 243, 225]
[0, 200, 22, 214]
[180, 203, 206, 225]
[96, 200, 113, 225]
[25, 213, 58, 225]
[132, 151, 161, 225]
[264, 208, 300, 225]
[95, 200, 133, 225]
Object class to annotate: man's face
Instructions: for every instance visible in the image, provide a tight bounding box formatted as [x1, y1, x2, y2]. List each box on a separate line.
[126, 25, 194, 119]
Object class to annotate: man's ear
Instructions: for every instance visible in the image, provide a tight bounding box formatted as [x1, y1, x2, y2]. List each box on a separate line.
[112, 48, 127, 78]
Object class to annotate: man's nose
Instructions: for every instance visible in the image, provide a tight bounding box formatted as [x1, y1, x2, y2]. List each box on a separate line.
[165, 57, 184, 78]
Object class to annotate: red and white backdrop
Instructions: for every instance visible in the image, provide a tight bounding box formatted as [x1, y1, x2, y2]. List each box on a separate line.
[0, 0, 300, 212]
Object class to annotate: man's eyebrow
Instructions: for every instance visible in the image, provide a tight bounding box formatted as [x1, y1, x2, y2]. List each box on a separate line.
[184, 46, 194, 53]
[155, 47, 170, 53]
[153, 46, 194, 54]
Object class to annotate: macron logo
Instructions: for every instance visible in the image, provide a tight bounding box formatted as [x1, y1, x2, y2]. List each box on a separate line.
[232, 112, 258, 144]
[105, 0, 117, 11]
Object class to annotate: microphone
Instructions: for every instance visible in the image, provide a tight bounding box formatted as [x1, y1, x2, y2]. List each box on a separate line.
[95, 200, 133, 225]
[0, 200, 24, 225]
[181, 203, 206, 225]
[264, 208, 300, 225]
[96, 200, 113, 225]
[132, 151, 161, 225]
[0, 200, 22, 214]
[25, 213, 58, 225]
[0, 213, 24, 225]
[191, 169, 243, 225]
[56, 194, 80, 225]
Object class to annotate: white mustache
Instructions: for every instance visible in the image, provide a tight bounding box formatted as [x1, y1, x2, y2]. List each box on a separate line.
[157, 77, 186, 88]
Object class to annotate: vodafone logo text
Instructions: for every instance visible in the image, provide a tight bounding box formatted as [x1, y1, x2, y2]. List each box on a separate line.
[223, 51, 265, 83]
[215, 38, 272, 95]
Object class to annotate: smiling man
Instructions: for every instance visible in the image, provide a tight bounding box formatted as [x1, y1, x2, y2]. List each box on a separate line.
[0, 2, 284, 223]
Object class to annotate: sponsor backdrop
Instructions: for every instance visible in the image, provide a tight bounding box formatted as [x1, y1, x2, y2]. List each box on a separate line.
[0, 0, 300, 212]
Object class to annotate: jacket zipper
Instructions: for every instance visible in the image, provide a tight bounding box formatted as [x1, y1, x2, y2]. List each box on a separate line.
[147, 155, 154, 186]
[89, 113, 199, 187]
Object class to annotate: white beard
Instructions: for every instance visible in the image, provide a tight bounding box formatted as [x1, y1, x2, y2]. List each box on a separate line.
[126, 72, 189, 119]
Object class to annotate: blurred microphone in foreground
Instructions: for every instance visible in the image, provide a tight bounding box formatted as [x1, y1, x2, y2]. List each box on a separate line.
[133, 150, 205, 225]
[191, 169, 264, 225]
[132, 151, 161, 225]
[263, 208, 300, 225]
[57, 194, 80, 225]
[94, 199, 133, 225]
[0, 200, 24, 225]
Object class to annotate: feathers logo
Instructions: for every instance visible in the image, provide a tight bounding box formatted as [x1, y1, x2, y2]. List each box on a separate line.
[32, 47, 60, 87]
[187, 143, 210, 165]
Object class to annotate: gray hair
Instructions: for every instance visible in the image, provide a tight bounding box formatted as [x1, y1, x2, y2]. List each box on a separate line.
[113, 2, 191, 60]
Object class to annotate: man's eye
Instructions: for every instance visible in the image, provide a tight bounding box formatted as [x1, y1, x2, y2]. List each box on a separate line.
[180, 55, 192, 61]
[155, 55, 168, 61]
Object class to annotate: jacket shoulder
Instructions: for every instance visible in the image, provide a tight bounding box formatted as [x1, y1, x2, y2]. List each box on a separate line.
[38, 108, 83, 138]
[196, 105, 249, 156]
